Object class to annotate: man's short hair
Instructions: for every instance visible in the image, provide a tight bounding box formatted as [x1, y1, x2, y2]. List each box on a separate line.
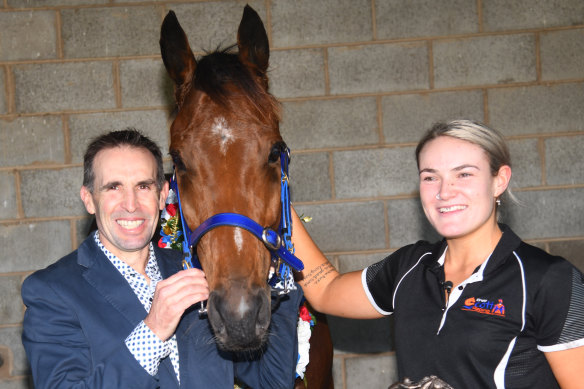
[82, 128, 165, 193]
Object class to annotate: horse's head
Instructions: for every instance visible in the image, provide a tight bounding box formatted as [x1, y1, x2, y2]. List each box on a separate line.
[160, 6, 285, 351]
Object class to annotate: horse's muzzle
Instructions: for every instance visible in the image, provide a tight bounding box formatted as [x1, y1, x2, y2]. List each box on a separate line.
[206, 284, 271, 351]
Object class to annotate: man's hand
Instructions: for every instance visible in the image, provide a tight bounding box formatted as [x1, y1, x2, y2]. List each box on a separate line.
[144, 268, 209, 341]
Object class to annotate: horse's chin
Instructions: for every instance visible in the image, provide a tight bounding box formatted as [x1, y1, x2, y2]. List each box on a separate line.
[207, 288, 271, 352]
[213, 326, 270, 352]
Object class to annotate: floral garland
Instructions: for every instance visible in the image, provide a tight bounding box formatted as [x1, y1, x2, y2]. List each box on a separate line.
[158, 188, 315, 380]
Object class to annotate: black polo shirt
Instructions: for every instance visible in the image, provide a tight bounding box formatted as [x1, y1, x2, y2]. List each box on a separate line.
[363, 224, 584, 388]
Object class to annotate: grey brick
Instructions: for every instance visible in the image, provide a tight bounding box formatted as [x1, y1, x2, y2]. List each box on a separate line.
[488, 83, 584, 135]
[545, 135, 584, 186]
[120, 59, 174, 108]
[387, 198, 441, 248]
[507, 138, 542, 188]
[332, 358, 343, 388]
[61, 7, 161, 58]
[328, 42, 429, 95]
[13, 62, 115, 113]
[69, 110, 171, 164]
[293, 202, 386, 252]
[20, 167, 85, 218]
[167, 1, 266, 52]
[8, 0, 106, 6]
[0, 116, 64, 167]
[483, 0, 584, 32]
[345, 354, 398, 388]
[0, 276, 23, 325]
[434, 34, 536, 88]
[280, 98, 379, 150]
[541, 29, 584, 81]
[289, 152, 331, 202]
[548, 240, 584, 273]
[0, 221, 71, 272]
[329, 315, 393, 353]
[376, 0, 478, 39]
[500, 188, 584, 240]
[269, 49, 326, 99]
[0, 172, 17, 220]
[382, 90, 484, 144]
[334, 147, 418, 199]
[0, 327, 27, 376]
[0, 11, 57, 61]
[271, 0, 372, 47]
[0, 69, 6, 114]
[338, 252, 392, 273]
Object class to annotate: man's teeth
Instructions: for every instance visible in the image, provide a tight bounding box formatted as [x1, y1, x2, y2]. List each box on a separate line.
[117, 220, 144, 228]
[439, 205, 466, 213]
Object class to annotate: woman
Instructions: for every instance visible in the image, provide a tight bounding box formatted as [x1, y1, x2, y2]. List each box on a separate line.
[292, 120, 584, 388]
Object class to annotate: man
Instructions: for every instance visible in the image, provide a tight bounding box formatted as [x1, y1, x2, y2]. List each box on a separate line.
[22, 129, 301, 388]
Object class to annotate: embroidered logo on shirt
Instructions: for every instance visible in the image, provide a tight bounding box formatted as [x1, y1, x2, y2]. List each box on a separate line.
[461, 297, 506, 317]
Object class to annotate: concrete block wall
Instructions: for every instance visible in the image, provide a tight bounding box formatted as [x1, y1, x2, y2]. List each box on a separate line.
[1, 0, 583, 388]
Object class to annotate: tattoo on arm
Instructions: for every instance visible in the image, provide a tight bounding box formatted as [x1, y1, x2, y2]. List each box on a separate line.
[300, 262, 336, 288]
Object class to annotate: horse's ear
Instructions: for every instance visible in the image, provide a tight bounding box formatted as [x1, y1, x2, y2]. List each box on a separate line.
[160, 10, 197, 103]
[237, 5, 269, 74]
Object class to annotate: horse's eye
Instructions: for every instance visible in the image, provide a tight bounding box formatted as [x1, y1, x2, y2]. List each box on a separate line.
[170, 150, 187, 171]
[268, 142, 286, 164]
[268, 145, 281, 164]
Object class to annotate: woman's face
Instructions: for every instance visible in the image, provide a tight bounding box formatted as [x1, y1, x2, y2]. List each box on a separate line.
[418, 136, 510, 240]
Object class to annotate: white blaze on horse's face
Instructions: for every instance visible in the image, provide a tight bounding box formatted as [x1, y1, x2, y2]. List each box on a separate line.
[212, 117, 235, 155]
[233, 228, 244, 254]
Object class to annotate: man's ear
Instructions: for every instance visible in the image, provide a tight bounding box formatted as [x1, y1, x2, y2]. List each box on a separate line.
[80, 186, 96, 215]
[159, 181, 170, 211]
[494, 165, 512, 198]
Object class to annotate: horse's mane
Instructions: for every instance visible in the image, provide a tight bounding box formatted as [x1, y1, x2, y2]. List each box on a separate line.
[194, 47, 281, 123]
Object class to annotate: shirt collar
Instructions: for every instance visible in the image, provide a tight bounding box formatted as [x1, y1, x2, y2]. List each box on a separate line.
[423, 223, 522, 279]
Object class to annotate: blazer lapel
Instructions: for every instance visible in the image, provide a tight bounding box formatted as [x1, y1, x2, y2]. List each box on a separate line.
[78, 236, 147, 326]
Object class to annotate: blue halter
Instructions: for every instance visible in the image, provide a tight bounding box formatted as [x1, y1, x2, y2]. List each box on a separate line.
[169, 146, 304, 298]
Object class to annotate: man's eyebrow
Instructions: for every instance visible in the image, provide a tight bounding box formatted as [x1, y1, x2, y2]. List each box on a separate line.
[99, 181, 122, 191]
[137, 179, 157, 187]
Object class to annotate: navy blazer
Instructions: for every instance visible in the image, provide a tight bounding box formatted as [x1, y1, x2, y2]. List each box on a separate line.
[22, 234, 302, 388]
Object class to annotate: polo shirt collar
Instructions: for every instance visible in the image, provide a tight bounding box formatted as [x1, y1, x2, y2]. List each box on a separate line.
[421, 223, 522, 280]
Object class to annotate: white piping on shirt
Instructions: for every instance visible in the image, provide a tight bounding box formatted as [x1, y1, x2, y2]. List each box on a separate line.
[493, 251, 527, 388]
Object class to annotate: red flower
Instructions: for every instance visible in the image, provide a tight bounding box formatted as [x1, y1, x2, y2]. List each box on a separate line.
[158, 238, 167, 248]
[299, 305, 311, 322]
[166, 203, 178, 217]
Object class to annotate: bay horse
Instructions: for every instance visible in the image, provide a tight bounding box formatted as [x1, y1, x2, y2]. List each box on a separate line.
[159, 5, 333, 388]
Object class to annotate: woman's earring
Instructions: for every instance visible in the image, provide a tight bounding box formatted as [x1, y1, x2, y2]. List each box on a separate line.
[495, 198, 501, 206]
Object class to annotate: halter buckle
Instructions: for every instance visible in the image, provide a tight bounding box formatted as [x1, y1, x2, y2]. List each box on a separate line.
[262, 228, 282, 251]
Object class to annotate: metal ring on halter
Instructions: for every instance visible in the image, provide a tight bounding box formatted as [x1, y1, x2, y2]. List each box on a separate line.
[262, 228, 282, 250]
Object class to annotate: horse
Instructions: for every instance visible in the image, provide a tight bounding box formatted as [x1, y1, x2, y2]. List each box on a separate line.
[159, 5, 333, 388]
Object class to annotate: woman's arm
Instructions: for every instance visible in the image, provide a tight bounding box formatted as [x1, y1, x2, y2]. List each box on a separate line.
[291, 208, 382, 318]
[545, 346, 584, 389]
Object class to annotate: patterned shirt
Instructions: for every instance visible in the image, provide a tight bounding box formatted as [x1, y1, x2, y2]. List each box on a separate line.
[94, 232, 180, 382]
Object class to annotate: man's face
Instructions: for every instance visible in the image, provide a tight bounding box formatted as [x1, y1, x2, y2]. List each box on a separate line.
[80, 146, 168, 261]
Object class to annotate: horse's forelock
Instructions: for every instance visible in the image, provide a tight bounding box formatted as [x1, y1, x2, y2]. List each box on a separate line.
[193, 50, 280, 125]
